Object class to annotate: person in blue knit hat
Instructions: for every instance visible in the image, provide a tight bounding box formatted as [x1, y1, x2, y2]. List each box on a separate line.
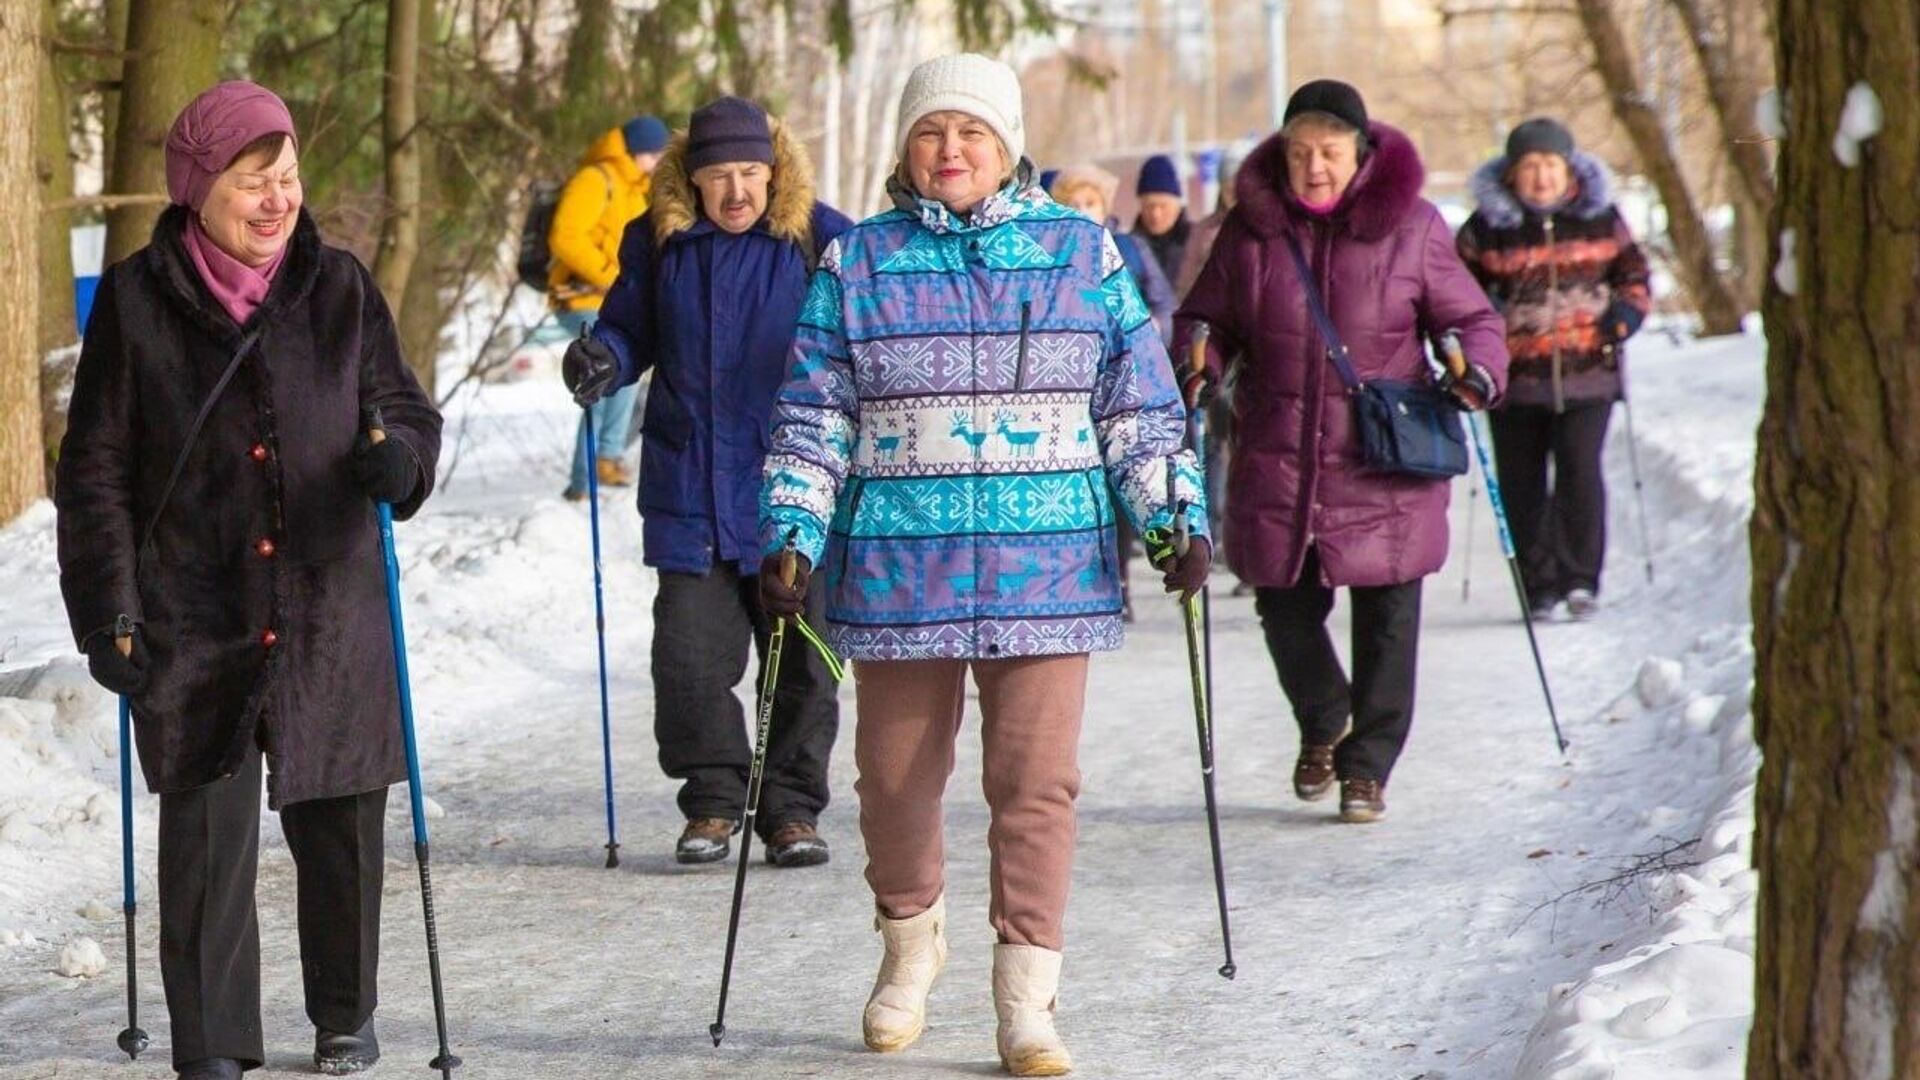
[1133, 153, 1190, 289]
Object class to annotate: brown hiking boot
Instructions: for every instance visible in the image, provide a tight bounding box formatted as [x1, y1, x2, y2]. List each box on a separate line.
[676, 817, 735, 864]
[764, 821, 830, 868]
[1339, 778, 1387, 824]
[596, 456, 634, 487]
[1293, 744, 1337, 801]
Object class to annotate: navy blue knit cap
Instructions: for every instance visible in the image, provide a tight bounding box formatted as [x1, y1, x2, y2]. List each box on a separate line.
[687, 96, 774, 172]
[1506, 117, 1575, 162]
[621, 115, 669, 155]
[1136, 154, 1182, 198]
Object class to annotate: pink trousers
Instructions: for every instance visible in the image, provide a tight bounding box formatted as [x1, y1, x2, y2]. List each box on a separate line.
[853, 655, 1089, 951]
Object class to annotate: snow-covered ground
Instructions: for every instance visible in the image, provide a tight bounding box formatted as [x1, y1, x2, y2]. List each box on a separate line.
[0, 329, 1763, 1079]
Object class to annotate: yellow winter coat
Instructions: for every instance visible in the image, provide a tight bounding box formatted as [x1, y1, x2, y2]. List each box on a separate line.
[548, 127, 652, 311]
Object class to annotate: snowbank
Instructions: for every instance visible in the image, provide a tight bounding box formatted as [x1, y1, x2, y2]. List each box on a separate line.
[1514, 330, 1765, 1079]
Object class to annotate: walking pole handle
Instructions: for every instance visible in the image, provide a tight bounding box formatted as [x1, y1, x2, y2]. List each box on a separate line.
[1440, 333, 1469, 381]
[779, 535, 798, 588]
[1189, 323, 1210, 375]
[113, 612, 134, 657]
[363, 405, 387, 446]
[1173, 499, 1192, 559]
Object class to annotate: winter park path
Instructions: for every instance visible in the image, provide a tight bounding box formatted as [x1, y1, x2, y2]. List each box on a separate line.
[0, 335, 1762, 1079]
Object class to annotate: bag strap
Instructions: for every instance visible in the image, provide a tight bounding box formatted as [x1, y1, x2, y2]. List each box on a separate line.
[139, 327, 264, 559]
[1282, 232, 1363, 394]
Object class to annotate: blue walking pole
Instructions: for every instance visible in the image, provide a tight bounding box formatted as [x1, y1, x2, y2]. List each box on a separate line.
[365, 409, 462, 1078]
[112, 619, 149, 1060]
[581, 406, 620, 868]
[1441, 339, 1569, 755]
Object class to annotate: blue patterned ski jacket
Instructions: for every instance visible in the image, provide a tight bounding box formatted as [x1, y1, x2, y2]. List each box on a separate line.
[760, 179, 1206, 661]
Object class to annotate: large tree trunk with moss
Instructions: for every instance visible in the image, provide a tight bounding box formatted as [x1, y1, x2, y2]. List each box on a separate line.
[1748, 1, 1920, 1077]
[373, 0, 424, 388]
[1574, 0, 1746, 336]
[102, 0, 220, 267]
[1, 0, 45, 523]
[36, 0, 75, 493]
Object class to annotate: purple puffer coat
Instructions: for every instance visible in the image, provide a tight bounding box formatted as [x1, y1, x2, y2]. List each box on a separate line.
[1175, 123, 1509, 589]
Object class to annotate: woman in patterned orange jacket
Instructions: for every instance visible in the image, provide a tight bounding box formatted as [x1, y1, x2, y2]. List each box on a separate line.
[1456, 117, 1652, 621]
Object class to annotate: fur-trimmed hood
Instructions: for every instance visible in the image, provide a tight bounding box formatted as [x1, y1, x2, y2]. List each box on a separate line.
[1470, 149, 1614, 228]
[1234, 121, 1426, 243]
[647, 117, 818, 247]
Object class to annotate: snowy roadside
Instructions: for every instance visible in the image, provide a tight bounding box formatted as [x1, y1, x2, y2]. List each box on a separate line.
[1513, 330, 1765, 1080]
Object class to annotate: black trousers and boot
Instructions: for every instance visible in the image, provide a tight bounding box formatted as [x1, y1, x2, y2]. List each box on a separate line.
[1487, 401, 1614, 609]
[652, 563, 839, 842]
[158, 743, 385, 1071]
[1254, 548, 1424, 805]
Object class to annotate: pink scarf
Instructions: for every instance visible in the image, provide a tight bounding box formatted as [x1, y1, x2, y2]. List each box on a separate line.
[183, 217, 286, 326]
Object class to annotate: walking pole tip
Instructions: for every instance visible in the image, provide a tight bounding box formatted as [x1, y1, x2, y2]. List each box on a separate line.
[1218, 962, 1237, 980]
[604, 841, 620, 869]
[710, 1022, 726, 1047]
[117, 1026, 149, 1060]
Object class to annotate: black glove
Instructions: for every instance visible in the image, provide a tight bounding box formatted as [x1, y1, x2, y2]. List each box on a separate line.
[85, 628, 149, 697]
[1441, 363, 1495, 413]
[352, 432, 421, 505]
[1181, 366, 1219, 409]
[1602, 299, 1645, 343]
[562, 334, 620, 408]
[758, 551, 813, 618]
[1154, 535, 1213, 597]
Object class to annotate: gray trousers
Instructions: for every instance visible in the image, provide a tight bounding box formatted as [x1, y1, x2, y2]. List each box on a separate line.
[158, 745, 385, 1068]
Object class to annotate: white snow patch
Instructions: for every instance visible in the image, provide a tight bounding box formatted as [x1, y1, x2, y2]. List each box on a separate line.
[1635, 657, 1688, 709]
[1832, 82, 1883, 167]
[77, 898, 116, 922]
[1754, 87, 1784, 139]
[55, 937, 107, 978]
[1773, 228, 1799, 296]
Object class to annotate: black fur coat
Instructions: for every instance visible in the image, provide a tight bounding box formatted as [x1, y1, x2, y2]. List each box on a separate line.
[55, 206, 442, 808]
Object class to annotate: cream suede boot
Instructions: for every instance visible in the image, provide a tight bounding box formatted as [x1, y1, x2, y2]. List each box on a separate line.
[863, 896, 948, 1052]
[992, 943, 1073, 1076]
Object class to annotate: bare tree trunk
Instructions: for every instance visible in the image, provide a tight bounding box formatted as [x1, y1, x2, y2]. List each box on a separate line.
[1667, 0, 1775, 214]
[1573, 0, 1746, 335]
[373, 0, 423, 386]
[36, 0, 75, 494]
[1748, 0, 1920, 1076]
[1, 0, 45, 522]
[102, 0, 220, 267]
[100, 0, 129, 180]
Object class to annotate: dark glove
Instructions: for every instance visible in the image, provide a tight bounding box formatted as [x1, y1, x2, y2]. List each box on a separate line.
[1602, 300, 1645, 343]
[758, 551, 813, 618]
[1441, 363, 1496, 413]
[1181, 366, 1219, 410]
[1154, 535, 1213, 598]
[562, 333, 620, 408]
[84, 627, 149, 697]
[352, 432, 421, 505]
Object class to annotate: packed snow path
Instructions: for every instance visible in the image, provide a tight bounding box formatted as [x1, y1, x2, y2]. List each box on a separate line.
[0, 337, 1758, 1078]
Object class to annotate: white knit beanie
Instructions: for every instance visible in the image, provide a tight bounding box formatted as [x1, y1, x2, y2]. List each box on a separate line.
[895, 53, 1026, 166]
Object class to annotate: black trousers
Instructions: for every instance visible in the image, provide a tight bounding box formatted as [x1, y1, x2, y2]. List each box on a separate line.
[652, 563, 839, 836]
[157, 745, 385, 1068]
[1254, 548, 1424, 783]
[1488, 401, 1614, 601]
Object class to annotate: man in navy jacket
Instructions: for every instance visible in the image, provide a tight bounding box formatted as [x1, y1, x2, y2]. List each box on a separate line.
[565, 96, 853, 867]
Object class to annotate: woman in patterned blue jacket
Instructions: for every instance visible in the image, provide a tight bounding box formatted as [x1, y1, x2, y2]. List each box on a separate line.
[757, 54, 1209, 1077]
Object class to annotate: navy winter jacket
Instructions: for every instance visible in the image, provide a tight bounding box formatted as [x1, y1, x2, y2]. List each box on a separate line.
[593, 127, 852, 574]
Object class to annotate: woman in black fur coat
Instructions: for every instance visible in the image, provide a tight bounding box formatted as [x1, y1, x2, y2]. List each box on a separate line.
[54, 81, 441, 1080]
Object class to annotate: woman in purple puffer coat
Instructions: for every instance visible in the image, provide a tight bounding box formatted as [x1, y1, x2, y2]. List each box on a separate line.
[1175, 81, 1510, 824]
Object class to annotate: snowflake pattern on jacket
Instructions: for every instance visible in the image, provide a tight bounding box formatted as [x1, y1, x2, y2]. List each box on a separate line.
[760, 179, 1206, 661]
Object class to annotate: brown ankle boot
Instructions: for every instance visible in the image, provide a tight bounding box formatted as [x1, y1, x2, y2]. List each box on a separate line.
[596, 456, 634, 487]
[1293, 744, 1336, 801]
[1338, 778, 1387, 823]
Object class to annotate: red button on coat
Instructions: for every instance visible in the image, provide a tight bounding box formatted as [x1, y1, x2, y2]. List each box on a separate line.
[260, 629, 279, 648]
[255, 538, 276, 558]
[249, 443, 269, 462]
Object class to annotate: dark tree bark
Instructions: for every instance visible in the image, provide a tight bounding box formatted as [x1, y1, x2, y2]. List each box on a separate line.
[101, 0, 220, 267]
[373, 0, 424, 389]
[1, 0, 45, 522]
[36, 0, 76, 493]
[1749, 0, 1920, 1077]
[1574, 0, 1747, 335]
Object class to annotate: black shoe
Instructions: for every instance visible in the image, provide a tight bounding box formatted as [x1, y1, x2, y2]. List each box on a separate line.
[315, 1019, 379, 1075]
[1528, 593, 1561, 622]
[764, 821, 830, 868]
[177, 1060, 243, 1080]
[676, 816, 735, 864]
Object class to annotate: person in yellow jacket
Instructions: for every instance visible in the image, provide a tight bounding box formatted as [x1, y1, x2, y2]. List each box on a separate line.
[557, 115, 668, 500]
